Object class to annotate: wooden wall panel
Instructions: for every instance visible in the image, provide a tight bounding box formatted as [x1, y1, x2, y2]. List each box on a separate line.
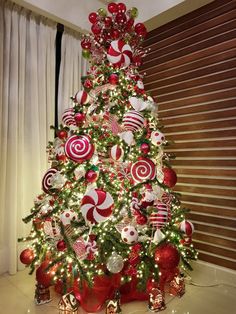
[142, 0, 236, 270]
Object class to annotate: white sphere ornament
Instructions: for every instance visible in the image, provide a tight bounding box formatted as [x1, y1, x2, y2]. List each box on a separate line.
[60, 209, 78, 226]
[121, 225, 138, 244]
[106, 252, 124, 273]
[151, 130, 165, 146]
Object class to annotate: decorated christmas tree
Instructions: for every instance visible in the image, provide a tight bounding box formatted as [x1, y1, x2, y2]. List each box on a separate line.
[19, 2, 197, 312]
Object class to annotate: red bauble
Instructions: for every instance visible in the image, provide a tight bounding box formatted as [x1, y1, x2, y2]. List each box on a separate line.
[140, 142, 150, 154]
[134, 23, 147, 37]
[91, 23, 101, 35]
[81, 39, 91, 50]
[126, 18, 134, 30]
[20, 248, 34, 265]
[83, 79, 93, 90]
[57, 130, 68, 140]
[108, 2, 118, 14]
[104, 16, 112, 27]
[117, 2, 126, 13]
[111, 29, 120, 39]
[74, 112, 86, 125]
[154, 243, 180, 270]
[36, 260, 56, 288]
[108, 73, 119, 85]
[88, 12, 98, 24]
[56, 154, 67, 162]
[115, 12, 127, 24]
[57, 240, 67, 251]
[162, 167, 177, 188]
[136, 214, 148, 225]
[85, 169, 98, 183]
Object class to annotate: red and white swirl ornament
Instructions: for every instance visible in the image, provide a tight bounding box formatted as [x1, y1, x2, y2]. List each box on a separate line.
[62, 108, 76, 126]
[180, 220, 194, 236]
[75, 90, 90, 105]
[107, 40, 132, 68]
[149, 202, 171, 229]
[65, 135, 94, 163]
[81, 188, 114, 224]
[123, 110, 144, 132]
[131, 157, 156, 183]
[110, 145, 124, 161]
[42, 168, 58, 193]
[43, 218, 61, 239]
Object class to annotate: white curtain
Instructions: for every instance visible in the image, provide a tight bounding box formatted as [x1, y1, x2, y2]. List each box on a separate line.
[0, 0, 56, 274]
[58, 27, 87, 123]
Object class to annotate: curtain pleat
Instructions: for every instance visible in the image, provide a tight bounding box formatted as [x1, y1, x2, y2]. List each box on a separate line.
[58, 28, 87, 122]
[0, 0, 56, 274]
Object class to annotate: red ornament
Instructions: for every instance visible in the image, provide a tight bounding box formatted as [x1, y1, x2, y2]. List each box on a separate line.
[108, 2, 118, 14]
[117, 2, 126, 13]
[115, 12, 127, 24]
[56, 154, 67, 162]
[140, 142, 150, 154]
[83, 79, 93, 90]
[36, 260, 56, 288]
[108, 73, 119, 85]
[88, 12, 98, 24]
[91, 23, 101, 35]
[104, 16, 112, 27]
[85, 169, 98, 183]
[57, 130, 68, 140]
[57, 240, 67, 251]
[136, 214, 148, 225]
[162, 167, 177, 188]
[111, 29, 120, 39]
[154, 243, 180, 270]
[134, 23, 147, 37]
[126, 18, 134, 30]
[74, 112, 86, 125]
[20, 248, 34, 265]
[81, 39, 91, 50]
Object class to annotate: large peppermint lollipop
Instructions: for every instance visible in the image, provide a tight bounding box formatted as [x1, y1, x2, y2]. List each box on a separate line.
[81, 188, 114, 224]
[131, 157, 156, 183]
[107, 39, 132, 68]
[42, 168, 58, 193]
[65, 135, 94, 163]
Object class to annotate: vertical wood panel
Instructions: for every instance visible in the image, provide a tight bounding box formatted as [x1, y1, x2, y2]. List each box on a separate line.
[142, 0, 236, 270]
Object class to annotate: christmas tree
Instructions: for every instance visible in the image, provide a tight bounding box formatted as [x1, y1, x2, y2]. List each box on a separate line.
[19, 2, 197, 312]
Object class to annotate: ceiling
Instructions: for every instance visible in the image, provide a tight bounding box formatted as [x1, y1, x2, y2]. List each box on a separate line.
[14, 0, 214, 33]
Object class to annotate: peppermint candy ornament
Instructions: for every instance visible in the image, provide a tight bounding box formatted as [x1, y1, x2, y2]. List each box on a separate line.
[73, 238, 87, 260]
[81, 188, 114, 224]
[149, 202, 171, 229]
[180, 220, 194, 236]
[43, 218, 61, 239]
[65, 135, 94, 163]
[110, 144, 124, 161]
[151, 130, 165, 146]
[42, 168, 58, 193]
[75, 90, 90, 105]
[60, 209, 78, 226]
[107, 39, 132, 68]
[131, 157, 156, 183]
[121, 225, 138, 244]
[123, 110, 144, 131]
[62, 108, 76, 126]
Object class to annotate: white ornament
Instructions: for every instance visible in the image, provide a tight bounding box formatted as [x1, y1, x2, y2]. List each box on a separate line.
[137, 80, 144, 89]
[119, 131, 134, 146]
[74, 166, 86, 180]
[121, 225, 138, 244]
[151, 130, 165, 146]
[106, 252, 124, 273]
[51, 172, 66, 189]
[129, 96, 148, 111]
[60, 209, 78, 226]
[39, 204, 53, 216]
[153, 229, 165, 244]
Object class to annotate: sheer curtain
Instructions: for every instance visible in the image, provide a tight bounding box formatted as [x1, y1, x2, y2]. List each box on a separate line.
[58, 27, 87, 123]
[0, 0, 56, 274]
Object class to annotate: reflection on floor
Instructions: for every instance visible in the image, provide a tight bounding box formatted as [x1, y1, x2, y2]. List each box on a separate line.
[0, 263, 236, 314]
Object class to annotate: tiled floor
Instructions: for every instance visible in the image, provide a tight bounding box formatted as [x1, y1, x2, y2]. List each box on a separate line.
[0, 268, 236, 314]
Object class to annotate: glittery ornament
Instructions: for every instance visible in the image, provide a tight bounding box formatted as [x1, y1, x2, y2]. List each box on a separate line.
[106, 252, 124, 273]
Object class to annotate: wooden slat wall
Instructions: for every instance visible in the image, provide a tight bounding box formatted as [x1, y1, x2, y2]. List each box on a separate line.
[141, 0, 236, 270]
